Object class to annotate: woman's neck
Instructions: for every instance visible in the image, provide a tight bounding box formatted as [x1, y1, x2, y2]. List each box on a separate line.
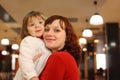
[52, 47, 66, 53]
[52, 50, 57, 53]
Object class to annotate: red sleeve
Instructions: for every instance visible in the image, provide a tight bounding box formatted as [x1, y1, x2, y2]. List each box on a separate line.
[40, 54, 65, 80]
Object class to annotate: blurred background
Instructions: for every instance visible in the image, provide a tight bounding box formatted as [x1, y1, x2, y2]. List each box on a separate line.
[0, 0, 120, 80]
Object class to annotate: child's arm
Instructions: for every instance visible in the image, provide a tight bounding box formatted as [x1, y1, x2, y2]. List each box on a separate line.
[33, 53, 41, 62]
[19, 36, 40, 80]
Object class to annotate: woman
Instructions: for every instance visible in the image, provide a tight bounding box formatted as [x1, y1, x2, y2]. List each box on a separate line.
[39, 15, 81, 80]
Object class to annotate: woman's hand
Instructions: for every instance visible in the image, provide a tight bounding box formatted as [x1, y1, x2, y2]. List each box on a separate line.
[33, 53, 42, 62]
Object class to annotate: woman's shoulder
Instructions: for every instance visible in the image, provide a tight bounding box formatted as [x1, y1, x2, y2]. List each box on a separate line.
[50, 51, 73, 61]
[47, 51, 76, 67]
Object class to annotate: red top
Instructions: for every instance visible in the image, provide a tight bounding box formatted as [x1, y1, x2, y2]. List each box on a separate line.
[39, 51, 80, 80]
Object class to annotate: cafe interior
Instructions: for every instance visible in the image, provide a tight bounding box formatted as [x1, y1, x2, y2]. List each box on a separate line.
[0, 0, 120, 80]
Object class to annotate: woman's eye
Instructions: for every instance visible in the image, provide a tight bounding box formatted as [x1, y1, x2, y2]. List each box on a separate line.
[54, 29, 60, 32]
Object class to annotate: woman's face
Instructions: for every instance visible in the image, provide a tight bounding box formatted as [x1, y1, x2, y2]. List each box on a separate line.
[43, 19, 66, 52]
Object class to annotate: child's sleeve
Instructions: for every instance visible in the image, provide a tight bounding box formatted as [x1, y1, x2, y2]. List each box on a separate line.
[18, 36, 39, 80]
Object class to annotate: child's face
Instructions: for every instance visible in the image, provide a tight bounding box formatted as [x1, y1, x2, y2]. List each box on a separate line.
[27, 16, 45, 37]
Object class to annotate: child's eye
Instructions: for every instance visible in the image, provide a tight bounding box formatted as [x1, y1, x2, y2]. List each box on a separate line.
[39, 21, 42, 24]
[29, 23, 34, 27]
[39, 21, 44, 24]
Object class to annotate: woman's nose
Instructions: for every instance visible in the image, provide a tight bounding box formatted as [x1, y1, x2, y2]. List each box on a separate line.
[45, 30, 54, 36]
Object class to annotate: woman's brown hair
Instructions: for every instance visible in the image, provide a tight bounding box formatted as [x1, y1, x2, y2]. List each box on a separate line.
[44, 15, 81, 66]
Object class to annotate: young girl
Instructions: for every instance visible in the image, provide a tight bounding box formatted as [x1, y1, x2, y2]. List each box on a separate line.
[14, 11, 51, 80]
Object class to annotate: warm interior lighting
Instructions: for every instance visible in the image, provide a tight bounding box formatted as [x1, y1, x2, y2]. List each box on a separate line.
[110, 42, 116, 47]
[1, 38, 10, 45]
[94, 39, 99, 43]
[82, 29, 93, 37]
[1, 50, 9, 55]
[79, 38, 87, 45]
[12, 44, 19, 50]
[83, 47, 87, 52]
[89, 0, 103, 25]
[90, 13, 103, 25]
[96, 54, 106, 70]
[1, 29, 10, 46]
[11, 54, 19, 70]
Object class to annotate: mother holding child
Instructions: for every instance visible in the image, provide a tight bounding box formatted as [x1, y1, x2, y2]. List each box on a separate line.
[14, 11, 81, 80]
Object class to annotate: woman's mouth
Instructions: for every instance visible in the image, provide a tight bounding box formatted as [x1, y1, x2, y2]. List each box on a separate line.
[45, 38, 55, 42]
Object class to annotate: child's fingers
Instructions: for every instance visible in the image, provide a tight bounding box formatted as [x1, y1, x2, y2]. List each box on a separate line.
[33, 53, 42, 62]
[37, 53, 42, 58]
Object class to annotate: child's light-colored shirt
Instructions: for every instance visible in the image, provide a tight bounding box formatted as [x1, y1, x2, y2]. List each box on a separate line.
[14, 36, 51, 80]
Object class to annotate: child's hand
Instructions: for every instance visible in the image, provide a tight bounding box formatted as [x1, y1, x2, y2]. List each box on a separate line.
[33, 53, 42, 62]
[30, 76, 39, 80]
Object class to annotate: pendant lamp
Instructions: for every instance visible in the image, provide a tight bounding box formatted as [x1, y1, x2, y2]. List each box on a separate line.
[12, 44, 19, 50]
[82, 19, 93, 37]
[1, 29, 9, 46]
[90, 0, 103, 25]
[79, 38, 87, 45]
[1, 38, 9, 45]
[82, 29, 93, 37]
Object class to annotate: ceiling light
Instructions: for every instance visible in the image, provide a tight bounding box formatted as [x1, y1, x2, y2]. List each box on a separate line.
[1, 50, 9, 55]
[94, 39, 99, 43]
[1, 38, 9, 45]
[79, 38, 87, 45]
[82, 29, 93, 37]
[82, 19, 93, 37]
[90, 0, 103, 25]
[1, 29, 10, 45]
[12, 44, 19, 50]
